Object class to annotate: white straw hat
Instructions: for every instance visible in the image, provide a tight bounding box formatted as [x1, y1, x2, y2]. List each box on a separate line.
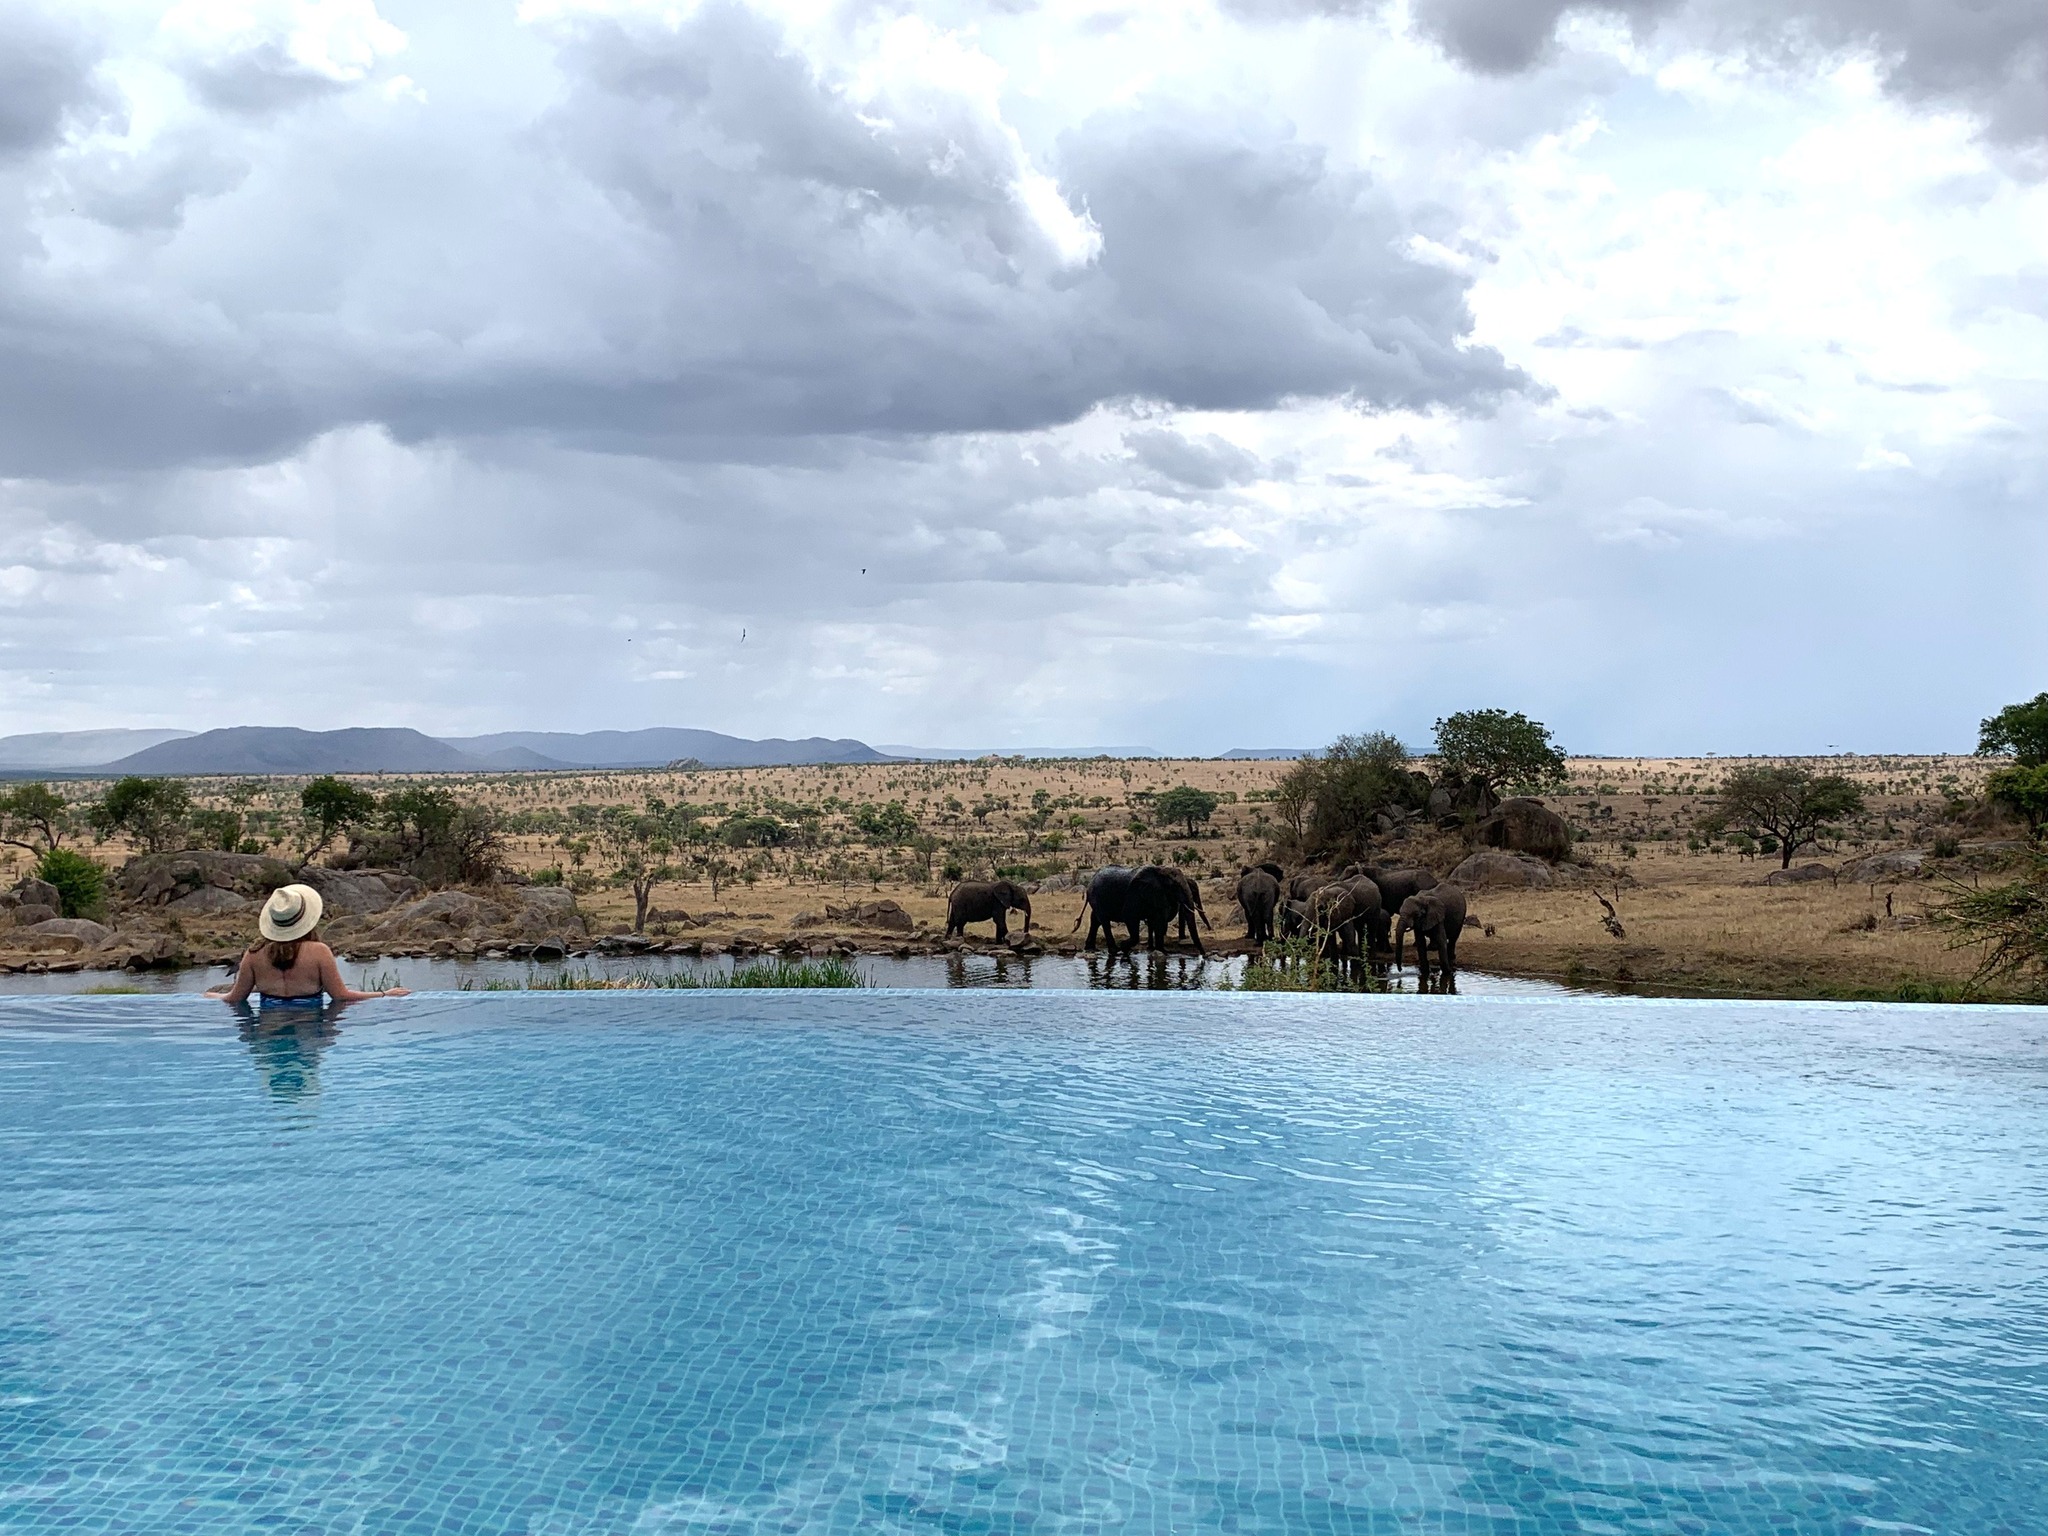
[259, 883, 324, 942]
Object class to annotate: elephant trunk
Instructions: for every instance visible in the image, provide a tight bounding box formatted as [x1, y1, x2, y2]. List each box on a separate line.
[1017, 894, 1033, 934]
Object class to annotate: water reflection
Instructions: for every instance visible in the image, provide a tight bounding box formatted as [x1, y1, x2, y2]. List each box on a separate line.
[230, 1000, 339, 1105]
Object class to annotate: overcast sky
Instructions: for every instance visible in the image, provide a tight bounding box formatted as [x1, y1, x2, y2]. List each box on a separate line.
[1, 0, 2042, 753]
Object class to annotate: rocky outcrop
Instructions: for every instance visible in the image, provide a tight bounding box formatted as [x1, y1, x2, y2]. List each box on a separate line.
[1475, 798, 1572, 861]
[166, 885, 253, 916]
[295, 866, 423, 917]
[824, 899, 915, 933]
[1449, 850, 1563, 890]
[1762, 862, 1837, 886]
[1839, 850, 1925, 883]
[2, 903, 61, 929]
[116, 851, 296, 908]
[349, 886, 590, 950]
[4, 877, 63, 913]
[14, 918, 113, 952]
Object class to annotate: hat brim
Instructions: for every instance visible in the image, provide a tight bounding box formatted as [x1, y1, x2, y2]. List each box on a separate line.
[259, 885, 324, 942]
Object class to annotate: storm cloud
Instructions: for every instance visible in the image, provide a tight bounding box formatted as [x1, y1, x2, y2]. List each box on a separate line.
[0, 0, 2042, 751]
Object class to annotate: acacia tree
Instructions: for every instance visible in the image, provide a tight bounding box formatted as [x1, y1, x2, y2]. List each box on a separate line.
[1154, 786, 1220, 837]
[1710, 765, 1865, 869]
[300, 775, 379, 860]
[0, 783, 71, 855]
[595, 799, 686, 932]
[1432, 709, 1567, 796]
[90, 777, 192, 853]
[1987, 765, 2048, 839]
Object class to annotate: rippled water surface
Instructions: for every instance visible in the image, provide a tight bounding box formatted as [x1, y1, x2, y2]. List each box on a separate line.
[3, 992, 2046, 1535]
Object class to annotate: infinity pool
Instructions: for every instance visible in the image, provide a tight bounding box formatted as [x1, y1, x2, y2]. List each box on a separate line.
[3, 993, 2045, 1535]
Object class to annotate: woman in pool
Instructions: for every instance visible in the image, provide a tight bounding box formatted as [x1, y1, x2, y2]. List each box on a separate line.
[211, 884, 410, 1005]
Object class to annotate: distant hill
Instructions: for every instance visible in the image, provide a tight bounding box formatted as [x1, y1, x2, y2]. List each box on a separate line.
[1220, 747, 1314, 760]
[0, 729, 194, 769]
[104, 727, 483, 775]
[441, 729, 895, 768]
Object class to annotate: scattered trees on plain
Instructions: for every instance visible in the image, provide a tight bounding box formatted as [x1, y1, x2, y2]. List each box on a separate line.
[89, 777, 192, 854]
[1153, 786, 1220, 837]
[1704, 765, 1865, 869]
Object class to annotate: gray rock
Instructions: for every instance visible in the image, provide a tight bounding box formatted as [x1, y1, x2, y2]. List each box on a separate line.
[1448, 851, 1555, 890]
[296, 866, 423, 917]
[18, 917, 113, 950]
[166, 885, 254, 916]
[1762, 863, 1837, 886]
[1475, 798, 1572, 861]
[4, 903, 61, 929]
[116, 851, 295, 907]
[1839, 850, 1925, 883]
[9, 877, 62, 912]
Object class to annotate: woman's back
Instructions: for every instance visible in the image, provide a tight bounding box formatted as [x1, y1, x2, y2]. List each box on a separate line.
[247, 938, 332, 1000]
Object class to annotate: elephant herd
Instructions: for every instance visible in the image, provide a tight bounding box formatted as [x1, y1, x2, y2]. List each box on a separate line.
[945, 860, 1470, 986]
[1233, 861, 1467, 985]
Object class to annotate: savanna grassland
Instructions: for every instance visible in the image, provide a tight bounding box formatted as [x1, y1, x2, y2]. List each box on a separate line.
[9, 752, 2020, 1000]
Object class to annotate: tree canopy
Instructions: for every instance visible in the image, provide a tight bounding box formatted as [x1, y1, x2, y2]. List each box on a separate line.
[301, 776, 379, 855]
[1711, 765, 1865, 869]
[1154, 786, 1220, 837]
[1275, 733, 1422, 860]
[89, 777, 192, 853]
[1987, 764, 2048, 839]
[1977, 692, 2048, 768]
[1432, 709, 1567, 795]
[0, 783, 71, 855]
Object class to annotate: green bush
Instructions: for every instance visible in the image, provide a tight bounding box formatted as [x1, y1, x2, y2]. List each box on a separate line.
[36, 847, 106, 920]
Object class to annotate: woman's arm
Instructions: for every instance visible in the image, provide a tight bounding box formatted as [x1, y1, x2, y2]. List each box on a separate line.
[210, 951, 257, 1004]
[316, 944, 408, 1001]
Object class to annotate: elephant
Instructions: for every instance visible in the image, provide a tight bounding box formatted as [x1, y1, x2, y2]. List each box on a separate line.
[1394, 886, 1468, 988]
[1075, 865, 1204, 961]
[1164, 866, 1214, 945]
[1307, 879, 1383, 961]
[1352, 865, 1438, 963]
[1235, 867, 1282, 947]
[1278, 897, 1312, 940]
[945, 878, 1032, 940]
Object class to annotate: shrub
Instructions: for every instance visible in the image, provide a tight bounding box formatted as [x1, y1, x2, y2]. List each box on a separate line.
[1275, 732, 1420, 861]
[37, 847, 106, 920]
[1934, 856, 2047, 995]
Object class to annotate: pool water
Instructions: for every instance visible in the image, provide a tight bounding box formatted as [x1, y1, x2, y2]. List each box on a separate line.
[3, 992, 2045, 1535]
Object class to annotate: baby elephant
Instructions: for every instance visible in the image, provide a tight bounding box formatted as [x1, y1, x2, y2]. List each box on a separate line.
[946, 878, 1032, 940]
[1395, 886, 1468, 987]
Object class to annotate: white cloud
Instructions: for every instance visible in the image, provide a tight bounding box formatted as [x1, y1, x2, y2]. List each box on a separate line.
[0, 0, 2042, 751]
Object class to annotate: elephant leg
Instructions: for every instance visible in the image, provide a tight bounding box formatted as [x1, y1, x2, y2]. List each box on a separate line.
[994, 911, 1008, 941]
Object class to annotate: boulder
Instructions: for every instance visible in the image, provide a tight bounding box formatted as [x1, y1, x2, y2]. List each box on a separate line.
[1475, 798, 1572, 862]
[825, 899, 915, 933]
[4, 903, 61, 929]
[295, 866, 423, 917]
[1449, 850, 1556, 890]
[1839, 850, 1925, 884]
[116, 851, 296, 908]
[15, 917, 113, 952]
[789, 910, 828, 929]
[166, 885, 254, 916]
[8, 877, 62, 912]
[92, 932, 191, 971]
[1762, 862, 1837, 886]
